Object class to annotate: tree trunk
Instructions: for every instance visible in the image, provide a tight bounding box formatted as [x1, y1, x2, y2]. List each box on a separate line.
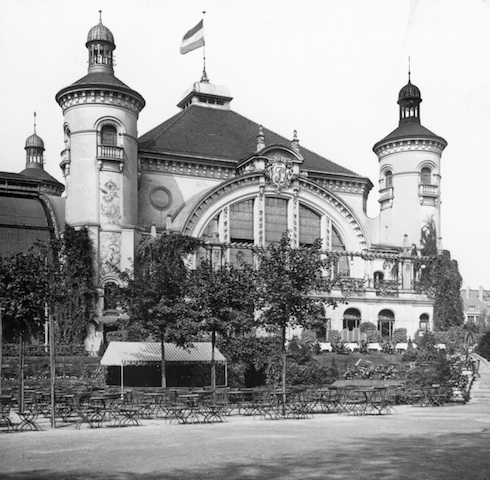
[18, 332, 24, 412]
[0, 308, 3, 396]
[160, 329, 166, 388]
[211, 329, 216, 403]
[49, 310, 56, 428]
[281, 324, 287, 416]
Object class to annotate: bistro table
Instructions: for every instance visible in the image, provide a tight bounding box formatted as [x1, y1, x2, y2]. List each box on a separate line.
[0, 396, 14, 432]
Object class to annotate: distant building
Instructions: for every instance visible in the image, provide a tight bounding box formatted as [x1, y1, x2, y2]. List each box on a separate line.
[1, 16, 449, 353]
[461, 287, 490, 323]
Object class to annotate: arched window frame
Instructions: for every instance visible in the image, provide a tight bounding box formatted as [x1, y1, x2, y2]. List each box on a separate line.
[103, 280, 120, 312]
[378, 309, 395, 340]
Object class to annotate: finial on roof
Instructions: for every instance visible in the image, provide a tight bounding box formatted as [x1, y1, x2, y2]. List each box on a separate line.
[33, 111, 37, 134]
[99, 10, 103, 23]
[408, 56, 411, 82]
[291, 129, 300, 153]
[257, 125, 265, 152]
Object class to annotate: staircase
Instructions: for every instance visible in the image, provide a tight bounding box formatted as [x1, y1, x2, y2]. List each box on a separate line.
[468, 353, 490, 403]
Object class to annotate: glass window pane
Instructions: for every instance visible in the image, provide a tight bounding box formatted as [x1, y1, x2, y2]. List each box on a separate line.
[230, 200, 254, 241]
[265, 197, 288, 243]
[299, 204, 321, 246]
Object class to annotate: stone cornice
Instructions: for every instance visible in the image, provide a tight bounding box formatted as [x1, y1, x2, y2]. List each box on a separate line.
[374, 137, 446, 158]
[56, 87, 144, 115]
[139, 155, 236, 180]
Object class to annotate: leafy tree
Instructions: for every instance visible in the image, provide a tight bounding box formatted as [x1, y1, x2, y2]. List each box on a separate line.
[433, 250, 464, 330]
[253, 232, 332, 406]
[186, 257, 255, 395]
[418, 220, 464, 331]
[0, 247, 49, 403]
[52, 225, 98, 344]
[119, 232, 201, 387]
[476, 331, 490, 361]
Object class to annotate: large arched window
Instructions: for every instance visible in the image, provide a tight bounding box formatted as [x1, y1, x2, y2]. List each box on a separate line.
[378, 309, 395, 340]
[421, 167, 432, 185]
[343, 308, 361, 331]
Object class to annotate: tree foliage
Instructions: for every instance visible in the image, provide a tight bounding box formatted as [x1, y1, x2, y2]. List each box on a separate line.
[186, 257, 255, 392]
[0, 247, 49, 341]
[52, 225, 98, 344]
[433, 250, 464, 330]
[119, 232, 201, 386]
[253, 232, 331, 396]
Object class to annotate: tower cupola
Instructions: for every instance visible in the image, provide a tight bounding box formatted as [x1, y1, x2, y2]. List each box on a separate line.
[397, 73, 422, 123]
[24, 113, 44, 169]
[86, 11, 115, 74]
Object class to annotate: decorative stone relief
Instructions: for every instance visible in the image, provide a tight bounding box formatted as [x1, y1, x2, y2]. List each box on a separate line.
[100, 179, 121, 224]
[99, 231, 121, 277]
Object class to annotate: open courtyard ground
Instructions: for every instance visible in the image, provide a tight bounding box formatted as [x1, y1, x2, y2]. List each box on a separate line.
[0, 402, 489, 479]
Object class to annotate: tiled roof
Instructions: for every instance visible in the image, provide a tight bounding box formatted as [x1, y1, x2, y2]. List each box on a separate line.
[139, 105, 362, 178]
[56, 72, 145, 106]
[20, 167, 64, 187]
[374, 119, 447, 150]
[0, 196, 53, 257]
[100, 341, 226, 366]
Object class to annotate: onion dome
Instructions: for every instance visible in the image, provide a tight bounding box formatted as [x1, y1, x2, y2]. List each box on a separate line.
[398, 80, 421, 104]
[85, 11, 116, 75]
[25, 132, 44, 150]
[397, 74, 422, 124]
[86, 15, 115, 48]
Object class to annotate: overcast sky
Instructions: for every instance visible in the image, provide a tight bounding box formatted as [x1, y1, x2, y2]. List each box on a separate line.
[1, 0, 489, 289]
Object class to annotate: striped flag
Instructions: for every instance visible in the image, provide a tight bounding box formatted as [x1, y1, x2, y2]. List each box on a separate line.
[180, 20, 205, 54]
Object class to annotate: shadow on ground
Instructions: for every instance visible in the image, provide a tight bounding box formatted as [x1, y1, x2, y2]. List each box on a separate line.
[2, 430, 490, 480]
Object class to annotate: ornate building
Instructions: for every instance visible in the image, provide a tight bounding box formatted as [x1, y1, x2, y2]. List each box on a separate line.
[1, 17, 447, 353]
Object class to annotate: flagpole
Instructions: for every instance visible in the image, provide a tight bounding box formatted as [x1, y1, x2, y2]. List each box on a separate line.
[201, 11, 209, 82]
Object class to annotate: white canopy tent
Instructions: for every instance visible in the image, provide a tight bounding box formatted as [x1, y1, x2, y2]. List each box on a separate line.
[100, 341, 227, 389]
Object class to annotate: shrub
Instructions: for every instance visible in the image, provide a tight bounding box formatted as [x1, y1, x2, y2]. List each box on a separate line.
[328, 330, 341, 345]
[360, 322, 377, 333]
[476, 331, 490, 361]
[366, 329, 382, 343]
[392, 328, 407, 344]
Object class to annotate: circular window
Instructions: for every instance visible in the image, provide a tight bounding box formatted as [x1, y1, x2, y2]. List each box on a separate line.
[150, 187, 172, 210]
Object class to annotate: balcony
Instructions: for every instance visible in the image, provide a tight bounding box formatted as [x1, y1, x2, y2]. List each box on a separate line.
[418, 184, 438, 197]
[97, 145, 124, 160]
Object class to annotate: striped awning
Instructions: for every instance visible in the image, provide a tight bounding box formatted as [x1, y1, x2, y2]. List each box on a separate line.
[100, 341, 226, 367]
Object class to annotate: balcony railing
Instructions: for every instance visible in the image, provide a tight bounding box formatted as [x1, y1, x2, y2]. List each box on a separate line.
[378, 186, 393, 203]
[97, 145, 124, 160]
[418, 184, 438, 197]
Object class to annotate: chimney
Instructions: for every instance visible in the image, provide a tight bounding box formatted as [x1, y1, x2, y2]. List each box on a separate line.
[479, 286, 484, 302]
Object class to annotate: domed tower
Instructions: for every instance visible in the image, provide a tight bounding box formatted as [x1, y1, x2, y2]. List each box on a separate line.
[373, 73, 447, 248]
[55, 13, 145, 322]
[20, 113, 64, 196]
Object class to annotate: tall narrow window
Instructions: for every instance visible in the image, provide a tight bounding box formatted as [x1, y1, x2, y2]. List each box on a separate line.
[230, 200, 254, 266]
[378, 309, 395, 340]
[104, 282, 119, 311]
[332, 226, 349, 276]
[265, 197, 287, 243]
[101, 125, 117, 146]
[385, 170, 393, 188]
[421, 167, 432, 185]
[299, 204, 321, 246]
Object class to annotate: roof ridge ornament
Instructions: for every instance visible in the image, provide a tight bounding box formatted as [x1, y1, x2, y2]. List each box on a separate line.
[257, 125, 265, 152]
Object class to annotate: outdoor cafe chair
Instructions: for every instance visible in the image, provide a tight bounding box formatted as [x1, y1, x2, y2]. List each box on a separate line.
[0, 396, 15, 432]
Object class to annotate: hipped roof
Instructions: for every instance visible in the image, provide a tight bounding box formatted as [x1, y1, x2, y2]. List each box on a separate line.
[100, 341, 226, 366]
